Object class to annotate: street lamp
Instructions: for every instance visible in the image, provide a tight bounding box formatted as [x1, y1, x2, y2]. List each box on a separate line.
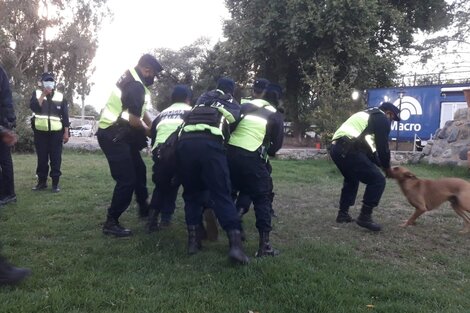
[351, 90, 360, 101]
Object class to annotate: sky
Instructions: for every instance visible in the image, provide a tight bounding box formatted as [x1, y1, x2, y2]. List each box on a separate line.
[86, 0, 229, 110]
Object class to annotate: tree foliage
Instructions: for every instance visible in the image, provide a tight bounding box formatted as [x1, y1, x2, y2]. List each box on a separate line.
[0, 0, 109, 104]
[0, 0, 109, 149]
[222, 0, 450, 139]
[404, 0, 470, 76]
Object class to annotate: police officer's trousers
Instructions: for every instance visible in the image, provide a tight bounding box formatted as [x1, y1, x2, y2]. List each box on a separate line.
[0, 141, 14, 197]
[227, 146, 273, 232]
[150, 155, 179, 222]
[329, 143, 386, 209]
[176, 137, 241, 231]
[33, 130, 63, 180]
[97, 128, 148, 220]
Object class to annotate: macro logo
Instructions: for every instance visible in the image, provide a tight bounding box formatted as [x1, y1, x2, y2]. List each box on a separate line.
[391, 96, 423, 132]
[393, 96, 422, 121]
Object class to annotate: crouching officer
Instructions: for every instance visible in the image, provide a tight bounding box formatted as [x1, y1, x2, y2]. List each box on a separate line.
[147, 85, 192, 232]
[97, 54, 163, 237]
[176, 77, 249, 264]
[30, 72, 70, 192]
[236, 78, 270, 216]
[329, 102, 400, 231]
[227, 83, 284, 257]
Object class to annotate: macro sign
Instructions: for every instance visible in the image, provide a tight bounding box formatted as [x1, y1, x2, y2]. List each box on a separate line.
[367, 86, 443, 141]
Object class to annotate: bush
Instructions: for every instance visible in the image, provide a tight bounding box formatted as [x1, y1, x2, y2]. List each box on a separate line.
[12, 92, 35, 152]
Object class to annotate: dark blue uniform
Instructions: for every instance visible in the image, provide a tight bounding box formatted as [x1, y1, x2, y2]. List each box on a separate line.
[96, 70, 149, 222]
[30, 89, 69, 188]
[176, 81, 249, 263]
[0, 66, 16, 203]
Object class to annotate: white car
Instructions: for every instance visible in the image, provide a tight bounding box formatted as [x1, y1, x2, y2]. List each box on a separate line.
[70, 125, 93, 137]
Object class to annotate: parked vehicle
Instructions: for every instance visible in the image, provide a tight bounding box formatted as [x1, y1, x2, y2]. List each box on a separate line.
[70, 124, 93, 137]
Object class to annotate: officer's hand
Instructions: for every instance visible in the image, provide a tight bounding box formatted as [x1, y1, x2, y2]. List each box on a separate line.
[1, 129, 17, 147]
[63, 132, 69, 144]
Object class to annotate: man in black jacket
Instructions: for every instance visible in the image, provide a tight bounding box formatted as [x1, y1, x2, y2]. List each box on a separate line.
[176, 78, 249, 264]
[97, 54, 163, 237]
[0, 65, 31, 286]
[329, 102, 400, 231]
[30, 72, 70, 192]
[0, 66, 17, 205]
[227, 83, 284, 256]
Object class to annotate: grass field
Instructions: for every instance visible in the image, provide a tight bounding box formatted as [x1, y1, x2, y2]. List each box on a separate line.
[1, 151, 469, 312]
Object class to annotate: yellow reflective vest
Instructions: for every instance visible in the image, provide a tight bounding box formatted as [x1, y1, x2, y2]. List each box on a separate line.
[98, 68, 151, 129]
[33, 90, 64, 132]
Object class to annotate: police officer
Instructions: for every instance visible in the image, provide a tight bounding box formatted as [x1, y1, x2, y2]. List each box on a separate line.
[329, 102, 400, 231]
[235, 78, 278, 217]
[147, 85, 192, 232]
[0, 65, 31, 285]
[176, 77, 249, 264]
[0, 127, 30, 286]
[97, 54, 163, 237]
[30, 72, 70, 193]
[227, 83, 284, 257]
[0, 66, 17, 206]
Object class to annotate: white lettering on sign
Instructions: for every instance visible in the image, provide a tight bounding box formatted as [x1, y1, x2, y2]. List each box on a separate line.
[391, 122, 422, 132]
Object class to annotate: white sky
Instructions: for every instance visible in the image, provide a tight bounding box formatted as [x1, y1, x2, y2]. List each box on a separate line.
[86, 0, 229, 109]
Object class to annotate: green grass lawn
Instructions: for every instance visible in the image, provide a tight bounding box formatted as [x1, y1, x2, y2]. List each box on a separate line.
[1, 151, 469, 312]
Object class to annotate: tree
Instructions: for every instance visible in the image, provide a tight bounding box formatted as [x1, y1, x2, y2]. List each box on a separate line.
[399, 0, 470, 81]
[149, 38, 217, 111]
[222, 0, 450, 140]
[0, 0, 109, 149]
[0, 0, 109, 103]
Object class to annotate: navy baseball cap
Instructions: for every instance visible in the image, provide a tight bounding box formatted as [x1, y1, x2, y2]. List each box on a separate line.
[217, 77, 235, 94]
[253, 78, 270, 93]
[379, 102, 401, 121]
[138, 54, 164, 76]
[266, 83, 283, 99]
[171, 85, 192, 103]
[41, 72, 55, 81]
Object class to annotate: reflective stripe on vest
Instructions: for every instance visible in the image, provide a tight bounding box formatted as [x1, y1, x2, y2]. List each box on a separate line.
[33, 90, 64, 131]
[332, 111, 377, 152]
[98, 68, 151, 129]
[151, 102, 192, 151]
[228, 99, 276, 152]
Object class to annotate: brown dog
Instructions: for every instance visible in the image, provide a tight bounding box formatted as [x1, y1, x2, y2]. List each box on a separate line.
[389, 166, 470, 233]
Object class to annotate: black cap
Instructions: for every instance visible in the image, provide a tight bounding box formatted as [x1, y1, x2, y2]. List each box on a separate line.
[41, 72, 55, 81]
[266, 83, 283, 99]
[171, 85, 192, 103]
[253, 78, 270, 93]
[379, 102, 401, 121]
[138, 54, 164, 76]
[216, 77, 235, 95]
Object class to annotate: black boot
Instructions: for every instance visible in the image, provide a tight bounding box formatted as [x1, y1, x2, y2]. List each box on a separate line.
[146, 208, 160, 234]
[227, 229, 249, 264]
[255, 231, 280, 257]
[356, 205, 382, 231]
[336, 207, 353, 223]
[102, 216, 133, 237]
[203, 208, 219, 241]
[187, 225, 202, 255]
[51, 177, 60, 193]
[32, 178, 47, 191]
[0, 255, 31, 286]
